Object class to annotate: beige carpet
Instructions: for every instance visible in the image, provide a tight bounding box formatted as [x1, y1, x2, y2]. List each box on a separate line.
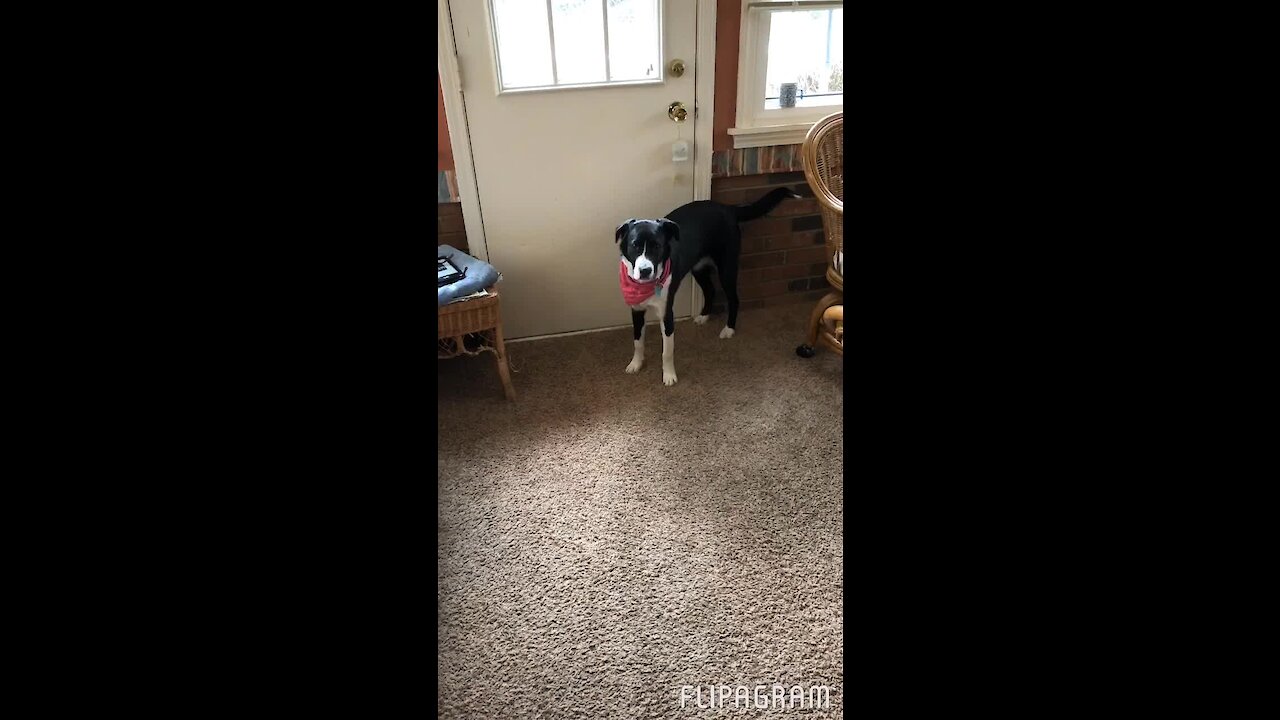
[438, 303, 844, 718]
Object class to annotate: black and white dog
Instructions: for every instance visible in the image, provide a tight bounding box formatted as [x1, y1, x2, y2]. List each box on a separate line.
[616, 187, 799, 385]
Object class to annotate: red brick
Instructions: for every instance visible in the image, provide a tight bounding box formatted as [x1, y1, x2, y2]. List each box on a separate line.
[808, 262, 830, 276]
[785, 246, 829, 265]
[740, 236, 769, 254]
[697, 268, 760, 287]
[791, 215, 823, 232]
[738, 280, 789, 300]
[713, 175, 778, 191]
[764, 233, 820, 251]
[742, 187, 794, 204]
[760, 289, 829, 308]
[741, 217, 792, 238]
[760, 264, 811, 281]
[438, 211, 465, 233]
[773, 198, 820, 216]
[766, 171, 807, 185]
[438, 232, 468, 252]
[711, 189, 748, 205]
[740, 251, 784, 269]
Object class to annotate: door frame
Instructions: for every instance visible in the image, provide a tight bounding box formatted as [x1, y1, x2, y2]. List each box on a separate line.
[438, 0, 717, 326]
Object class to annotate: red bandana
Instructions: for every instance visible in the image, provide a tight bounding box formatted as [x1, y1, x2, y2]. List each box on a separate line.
[619, 259, 672, 306]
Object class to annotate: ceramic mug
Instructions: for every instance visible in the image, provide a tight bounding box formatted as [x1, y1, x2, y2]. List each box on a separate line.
[779, 82, 798, 108]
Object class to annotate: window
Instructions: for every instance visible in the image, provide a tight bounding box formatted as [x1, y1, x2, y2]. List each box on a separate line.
[729, 0, 843, 148]
[488, 0, 663, 93]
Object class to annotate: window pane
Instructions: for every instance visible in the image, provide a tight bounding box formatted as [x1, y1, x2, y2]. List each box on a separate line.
[764, 8, 843, 110]
[607, 0, 660, 81]
[493, 0, 555, 89]
[551, 0, 608, 85]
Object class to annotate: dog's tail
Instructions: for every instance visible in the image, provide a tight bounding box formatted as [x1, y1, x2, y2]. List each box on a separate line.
[731, 187, 802, 223]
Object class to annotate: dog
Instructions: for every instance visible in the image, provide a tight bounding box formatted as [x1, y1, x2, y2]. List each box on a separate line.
[616, 187, 800, 385]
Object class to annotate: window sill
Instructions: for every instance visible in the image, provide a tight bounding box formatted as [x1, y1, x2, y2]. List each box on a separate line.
[727, 123, 816, 149]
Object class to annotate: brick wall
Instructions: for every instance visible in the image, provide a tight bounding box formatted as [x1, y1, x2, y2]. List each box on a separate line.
[708, 172, 834, 312]
[438, 202, 468, 253]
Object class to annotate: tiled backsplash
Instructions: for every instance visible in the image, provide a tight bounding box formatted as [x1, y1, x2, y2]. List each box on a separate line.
[711, 144, 805, 179]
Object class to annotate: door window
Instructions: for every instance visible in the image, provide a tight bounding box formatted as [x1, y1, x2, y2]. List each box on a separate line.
[489, 0, 663, 92]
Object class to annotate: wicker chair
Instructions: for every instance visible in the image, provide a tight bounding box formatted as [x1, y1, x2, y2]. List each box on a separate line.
[796, 112, 843, 359]
[438, 287, 515, 400]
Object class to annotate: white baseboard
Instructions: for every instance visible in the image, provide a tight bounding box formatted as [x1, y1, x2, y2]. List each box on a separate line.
[507, 316, 691, 344]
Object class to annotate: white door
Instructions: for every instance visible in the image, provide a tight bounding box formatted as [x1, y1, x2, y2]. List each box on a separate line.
[448, 0, 700, 339]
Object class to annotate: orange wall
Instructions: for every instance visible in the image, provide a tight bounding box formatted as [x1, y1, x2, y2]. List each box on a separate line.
[713, 0, 742, 152]
[438, 74, 455, 172]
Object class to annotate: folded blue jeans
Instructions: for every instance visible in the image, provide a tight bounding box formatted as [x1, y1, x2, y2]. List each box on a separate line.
[438, 245, 502, 306]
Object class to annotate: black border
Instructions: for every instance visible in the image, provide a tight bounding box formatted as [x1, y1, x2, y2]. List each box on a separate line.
[98, 3, 1182, 713]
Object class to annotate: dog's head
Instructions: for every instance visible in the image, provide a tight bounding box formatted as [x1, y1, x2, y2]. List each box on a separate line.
[616, 218, 679, 282]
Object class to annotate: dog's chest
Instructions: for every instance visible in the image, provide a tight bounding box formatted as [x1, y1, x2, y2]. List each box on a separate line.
[630, 293, 666, 314]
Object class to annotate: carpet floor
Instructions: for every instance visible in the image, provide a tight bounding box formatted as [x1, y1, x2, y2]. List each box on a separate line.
[438, 302, 844, 718]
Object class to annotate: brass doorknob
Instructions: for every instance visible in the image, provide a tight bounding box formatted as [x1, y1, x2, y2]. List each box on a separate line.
[668, 101, 688, 123]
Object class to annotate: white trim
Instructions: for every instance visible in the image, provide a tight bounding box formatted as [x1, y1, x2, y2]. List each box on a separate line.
[601, 0, 611, 82]
[543, 0, 559, 85]
[439, 0, 489, 263]
[727, 122, 815, 148]
[690, 0, 716, 318]
[494, 78, 664, 96]
[734, 0, 762, 144]
[507, 317, 690, 344]
[747, 0, 842, 9]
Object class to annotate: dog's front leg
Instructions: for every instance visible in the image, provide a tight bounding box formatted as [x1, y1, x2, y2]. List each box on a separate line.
[625, 309, 646, 373]
[661, 305, 677, 386]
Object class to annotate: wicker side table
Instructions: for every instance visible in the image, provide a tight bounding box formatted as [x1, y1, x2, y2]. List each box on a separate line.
[438, 288, 515, 400]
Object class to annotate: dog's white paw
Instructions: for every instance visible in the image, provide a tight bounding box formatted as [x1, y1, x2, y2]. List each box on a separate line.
[625, 358, 644, 374]
[719, 327, 736, 339]
[693, 314, 709, 325]
[663, 370, 678, 386]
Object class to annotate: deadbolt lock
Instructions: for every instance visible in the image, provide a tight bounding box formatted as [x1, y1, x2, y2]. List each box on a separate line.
[669, 59, 686, 78]
[668, 101, 688, 123]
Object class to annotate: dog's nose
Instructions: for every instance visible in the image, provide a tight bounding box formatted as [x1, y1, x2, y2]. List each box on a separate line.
[639, 267, 653, 279]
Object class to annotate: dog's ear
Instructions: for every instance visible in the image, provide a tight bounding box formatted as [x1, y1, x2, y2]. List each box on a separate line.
[615, 219, 636, 244]
[658, 218, 680, 245]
